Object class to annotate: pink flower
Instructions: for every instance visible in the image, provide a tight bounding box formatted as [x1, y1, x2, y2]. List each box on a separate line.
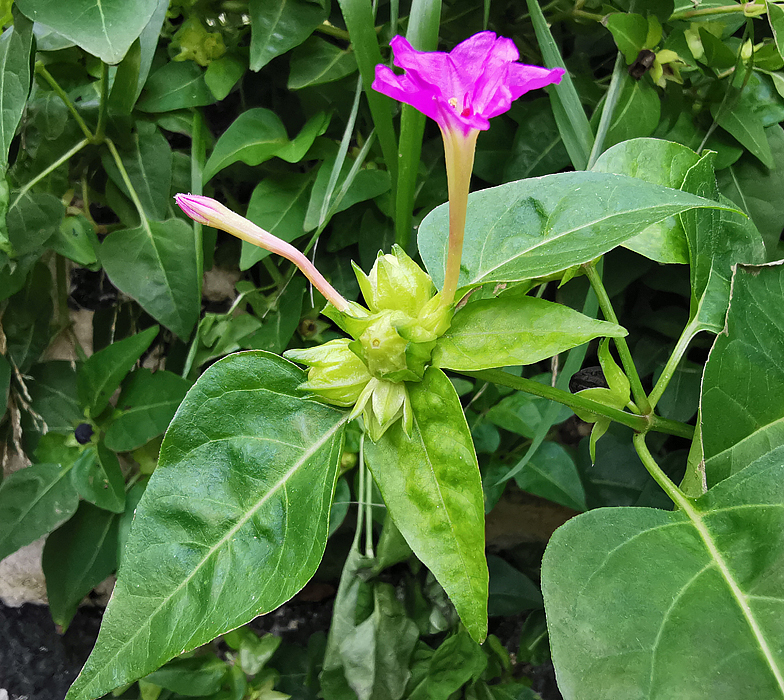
[372, 32, 565, 137]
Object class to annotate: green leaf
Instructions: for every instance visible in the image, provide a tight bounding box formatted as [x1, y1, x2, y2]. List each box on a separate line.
[49, 215, 100, 267]
[274, 110, 330, 163]
[543, 446, 784, 699]
[19, 361, 81, 451]
[100, 218, 200, 339]
[606, 13, 648, 64]
[701, 261, 784, 486]
[144, 655, 228, 696]
[592, 137, 700, 264]
[240, 173, 314, 270]
[288, 36, 357, 89]
[101, 123, 172, 221]
[433, 297, 626, 371]
[426, 628, 487, 700]
[602, 75, 660, 150]
[104, 369, 192, 452]
[66, 352, 347, 700]
[7, 191, 65, 256]
[711, 101, 774, 168]
[43, 502, 119, 631]
[418, 172, 739, 291]
[108, 38, 142, 115]
[248, 0, 328, 71]
[365, 368, 488, 643]
[245, 276, 306, 354]
[768, 0, 784, 59]
[514, 440, 586, 511]
[0, 15, 32, 169]
[204, 53, 247, 101]
[503, 99, 570, 182]
[71, 444, 126, 513]
[0, 463, 79, 562]
[487, 555, 543, 617]
[15, 0, 157, 64]
[77, 325, 158, 417]
[137, 61, 214, 113]
[4, 263, 53, 373]
[202, 108, 288, 182]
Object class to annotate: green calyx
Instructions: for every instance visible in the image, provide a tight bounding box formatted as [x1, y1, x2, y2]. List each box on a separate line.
[285, 246, 452, 441]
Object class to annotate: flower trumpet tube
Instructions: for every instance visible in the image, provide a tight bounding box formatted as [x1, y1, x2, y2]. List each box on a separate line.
[175, 194, 351, 313]
[373, 32, 565, 304]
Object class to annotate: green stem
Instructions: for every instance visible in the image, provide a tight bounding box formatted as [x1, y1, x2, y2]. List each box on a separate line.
[315, 23, 352, 41]
[583, 261, 652, 414]
[35, 63, 94, 141]
[11, 139, 90, 210]
[191, 110, 206, 280]
[632, 432, 689, 507]
[587, 52, 625, 169]
[670, 2, 765, 21]
[648, 317, 700, 410]
[95, 62, 109, 143]
[649, 414, 694, 440]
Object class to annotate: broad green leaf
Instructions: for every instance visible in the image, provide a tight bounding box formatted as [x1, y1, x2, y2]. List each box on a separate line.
[503, 99, 569, 182]
[274, 110, 330, 163]
[433, 297, 626, 371]
[418, 172, 739, 291]
[592, 137, 700, 264]
[145, 655, 228, 696]
[49, 215, 100, 267]
[711, 101, 774, 168]
[77, 325, 158, 417]
[543, 446, 784, 699]
[699, 27, 737, 70]
[204, 53, 246, 101]
[101, 123, 172, 221]
[43, 502, 119, 631]
[0, 15, 33, 169]
[514, 441, 586, 511]
[487, 555, 542, 617]
[7, 191, 65, 256]
[718, 125, 784, 255]
[108, 38, 141, 115]
[71, 444, 126, 513]
[191, 312, 263, 369]
[4, 263, 53, 373]
[245, 276, 306, 354]
[240, 173, 314, 270]
[15, 0, 157, 64]
[104, 369, 192, 452]
[0, 463, 79, 562]
[701, 262, 784, 486]
[66, 352, 347, 700]
[654, 359, 701, 423]
[288, 36, 357, 89]
[100, 218, 200, 339]
[137, 61, 214, 113]
[602, 75, 660, 150]
[202, 108, 288, 182]
[132, 0, 169, 103]
[426, 628, 487, 700]
[248, 0, 328, 71]
[365, 367, 488, 643]
[606, 13, 648, 63]
[769, 0, 784, 59]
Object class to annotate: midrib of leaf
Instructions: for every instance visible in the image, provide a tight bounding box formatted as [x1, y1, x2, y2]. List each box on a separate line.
[75, 410, 347, 698]
[680, 497, 784, 693]
[268, 179, 310, 233]
[94, 0, 113, 53]
[130, 133, 159, 220]
[67, 514, 115, 602]
[705, 416, 784, 466]
[727, 167, 751, 215]
[518, 135, 562, 180]
[303, 50, 347, 87]
[138, 220, 183, 328]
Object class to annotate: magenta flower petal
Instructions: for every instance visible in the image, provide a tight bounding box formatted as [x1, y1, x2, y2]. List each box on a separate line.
[372, 31, 565, 136]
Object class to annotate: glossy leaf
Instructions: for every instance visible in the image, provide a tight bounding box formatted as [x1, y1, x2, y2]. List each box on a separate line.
[0, 14, 33, 169]
[145, 655, 228, 696]
[543, 447, 784, 699]
[71, 444, 126, 513]
[66, 352, 347, 700]
[43, 502, 119, 631]
[433, 296, 626, 371]
[365, 367, 488, 643]
[248, 0, 327, 71]
[711, 101, 774, 168]
[0, 463, 79, 562]
[606, 13, 648, 63]
[104, 369, 192, 452]
[288, 36, 357, 89]
[100, 218, 200, 339]
[137, 61, 214, 112]
[426, 628, 487, 700]
[701, 261, 784, 486]
[419, 172, 737, 290]
[77, 325, 158, 417]
[602, 75, 660, 150]
[769, 0, 784, 59]
[204, 53, 246, 101]
[592, 137, 700, 263]
[514, 440, 586, 511]
[15, 0, 157, 64]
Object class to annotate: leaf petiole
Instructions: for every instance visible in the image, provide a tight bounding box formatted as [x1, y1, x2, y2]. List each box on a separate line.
[35, 62, 94, 142]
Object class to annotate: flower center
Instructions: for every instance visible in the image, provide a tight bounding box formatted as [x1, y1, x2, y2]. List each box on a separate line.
[448, 96, 473, 118]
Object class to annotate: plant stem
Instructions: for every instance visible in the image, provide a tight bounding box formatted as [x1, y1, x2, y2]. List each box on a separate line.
[35, 63, 94, 142]
[587, 51, 625, 169]
[648, 317, 700, 410]
[95, 62, 109, 143]
[632, 432, 690, 508]
[583, 261, 651, 414]
[670, 2, 765, 21]
[11, 139, 89, 210]
[649, 414, 694, 440]
[191, 110, 206, 282]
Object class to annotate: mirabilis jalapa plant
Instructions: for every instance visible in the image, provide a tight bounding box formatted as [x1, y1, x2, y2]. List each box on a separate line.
[67, 31, 740, 700]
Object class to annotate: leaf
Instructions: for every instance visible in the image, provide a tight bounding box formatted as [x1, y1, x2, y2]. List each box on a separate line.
[248, 0, 328, 71]
[240, 173, 314, 270]
[606, 13, 648, 64]
[4, 263, 53, 373]
[0, 463, 79, 562]
[145, 655, 228, 696]
[71, 444, 126, 513]
[7, 191, 65, 256]
[43, 502, 119, 631]
[15, 0, 158, 64]
[288, 36, 357, 89]
[487, 555, 542, 617]
[769, 0, 784, 59]
[711, 101, 774, 169]
[433, 297, 627, 371]
[274, 110, 330, 163]
[104, 369, 192, 452]
[0, 15, 33, 169]
[503, 99, 570, 183]
[365, 367, 488, 643]
[101, 122, 172, 221]
[100, 218, 200, 339]
[514, 441, 586, 511]
[202, 108, 288, 182]
[137, 61, 214, 112]
[77, 325, 158, 417]
[66, 352, 347, 700]
[204, 53, 247, 101]
[592, 137, 700, 264]
[701, 261, 784, 487]
[426, 628, 487, 700]
[602, 75, 660, 150]
[245, 276, 306, 354]
[49, 215, 100, 267]
[718, 125, 784, 255]
[418, 172, 739, 291]
[543, 446, 784, 699]
[19, 361, 81, 451]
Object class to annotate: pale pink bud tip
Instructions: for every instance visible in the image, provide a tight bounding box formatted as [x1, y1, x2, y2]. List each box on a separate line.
[174, 193, 216, 225]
